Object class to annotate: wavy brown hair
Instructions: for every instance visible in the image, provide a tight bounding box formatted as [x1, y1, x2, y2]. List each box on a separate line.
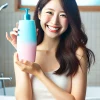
[33, 0, 95, 76]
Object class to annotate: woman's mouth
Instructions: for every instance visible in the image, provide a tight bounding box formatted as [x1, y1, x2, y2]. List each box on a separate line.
[47, 25, 60, 33]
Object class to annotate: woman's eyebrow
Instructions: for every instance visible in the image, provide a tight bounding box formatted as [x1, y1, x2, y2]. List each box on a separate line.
[45, 8, 54, 11]
[45, 8, 65, 12]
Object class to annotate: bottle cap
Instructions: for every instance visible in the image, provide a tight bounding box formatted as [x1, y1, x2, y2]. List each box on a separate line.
[20, 8, 30, 20]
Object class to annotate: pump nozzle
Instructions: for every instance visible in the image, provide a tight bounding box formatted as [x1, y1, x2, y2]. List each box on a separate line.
[20, 8, 30, 20]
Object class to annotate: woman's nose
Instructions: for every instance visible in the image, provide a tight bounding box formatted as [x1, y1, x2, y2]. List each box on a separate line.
[51, 14, 59, 25]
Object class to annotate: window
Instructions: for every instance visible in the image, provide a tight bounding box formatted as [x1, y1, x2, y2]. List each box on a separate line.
[15, 0, 100, 11]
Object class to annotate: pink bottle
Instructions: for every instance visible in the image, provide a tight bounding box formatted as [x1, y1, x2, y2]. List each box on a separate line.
[17, 8, 37, 62]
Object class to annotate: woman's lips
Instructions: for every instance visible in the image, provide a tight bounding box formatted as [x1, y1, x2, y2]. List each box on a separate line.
[47, 25, 60, 33]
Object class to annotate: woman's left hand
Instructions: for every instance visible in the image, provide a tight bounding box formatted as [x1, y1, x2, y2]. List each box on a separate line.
[14, 52, 44, 77]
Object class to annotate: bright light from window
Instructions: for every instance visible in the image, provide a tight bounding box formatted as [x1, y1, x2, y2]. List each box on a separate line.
[21, 0, 39, 6]
[76, 0, 100, 6]
[21, 0, 100, 6]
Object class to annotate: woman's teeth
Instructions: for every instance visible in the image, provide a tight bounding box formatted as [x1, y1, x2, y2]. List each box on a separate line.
[47, 25, 59, 31]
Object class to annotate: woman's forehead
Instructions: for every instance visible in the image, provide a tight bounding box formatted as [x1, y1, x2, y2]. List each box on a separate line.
[42, 0, 64, 12]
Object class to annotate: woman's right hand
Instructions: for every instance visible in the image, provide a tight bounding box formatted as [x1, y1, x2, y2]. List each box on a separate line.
[6, 23, 18, 50]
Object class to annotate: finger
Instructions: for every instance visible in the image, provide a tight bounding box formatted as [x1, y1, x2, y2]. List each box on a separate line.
[6, 32, 12, 42]
[21, 59, 31, 65]
[13, 28, 18, 32]
[10, 31, 17, 42]
[23, 60, 28, 64]
[16, 61, 26, 71]
[6, 31, 17, 41]
[10, 31, 18, 36]
[16, 22, 19, 28]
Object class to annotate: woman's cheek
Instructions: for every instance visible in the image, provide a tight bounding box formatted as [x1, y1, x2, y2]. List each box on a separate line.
[62, 18, 68, 27]
[43, 15, 51, 22]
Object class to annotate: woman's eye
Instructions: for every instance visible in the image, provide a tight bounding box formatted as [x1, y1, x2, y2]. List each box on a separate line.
[60, 14, 67, 17]
[46, 11, 52, 15]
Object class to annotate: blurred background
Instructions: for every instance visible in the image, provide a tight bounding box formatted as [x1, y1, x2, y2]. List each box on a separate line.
[0, 0, 100, 88]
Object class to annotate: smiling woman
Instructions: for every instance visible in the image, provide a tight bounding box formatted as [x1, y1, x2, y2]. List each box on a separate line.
[6, 0, 95, 100]
[15, 0, 100, 11]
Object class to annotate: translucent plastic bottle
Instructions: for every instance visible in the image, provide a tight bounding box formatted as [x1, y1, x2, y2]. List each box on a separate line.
[17, 8, 37, 62]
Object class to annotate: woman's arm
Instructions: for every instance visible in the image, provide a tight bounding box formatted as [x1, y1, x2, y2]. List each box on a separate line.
[14, 52, 33, 100]
[36, 47, 87, 100]
[71, 47, 87, 100]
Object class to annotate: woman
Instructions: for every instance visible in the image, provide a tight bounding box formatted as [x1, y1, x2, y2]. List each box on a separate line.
[6, 0, 95, 100]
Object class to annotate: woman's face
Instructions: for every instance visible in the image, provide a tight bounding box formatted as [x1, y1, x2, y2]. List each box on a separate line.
[38, 0, 68, 39]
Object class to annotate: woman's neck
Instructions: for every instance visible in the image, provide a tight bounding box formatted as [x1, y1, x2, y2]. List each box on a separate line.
[37, 35, 60, 53]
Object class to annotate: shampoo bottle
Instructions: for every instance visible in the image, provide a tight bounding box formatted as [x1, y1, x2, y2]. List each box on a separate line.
[17, 8, 37, 62]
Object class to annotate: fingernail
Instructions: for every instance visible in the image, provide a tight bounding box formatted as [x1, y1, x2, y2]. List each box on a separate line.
[15, 33, 19, 36]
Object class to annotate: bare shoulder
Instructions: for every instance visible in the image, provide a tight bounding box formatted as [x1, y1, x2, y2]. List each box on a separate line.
[75, 47, 88, 73]
[76, 47, 87, 61]
[75, 47, 88, 71]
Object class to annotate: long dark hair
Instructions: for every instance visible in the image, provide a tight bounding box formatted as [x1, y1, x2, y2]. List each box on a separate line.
[33, 0, 95, 76]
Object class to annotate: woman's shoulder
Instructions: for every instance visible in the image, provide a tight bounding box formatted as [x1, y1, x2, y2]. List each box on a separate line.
[75, 47, 86, 61]
[75, 47, 88, 74]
